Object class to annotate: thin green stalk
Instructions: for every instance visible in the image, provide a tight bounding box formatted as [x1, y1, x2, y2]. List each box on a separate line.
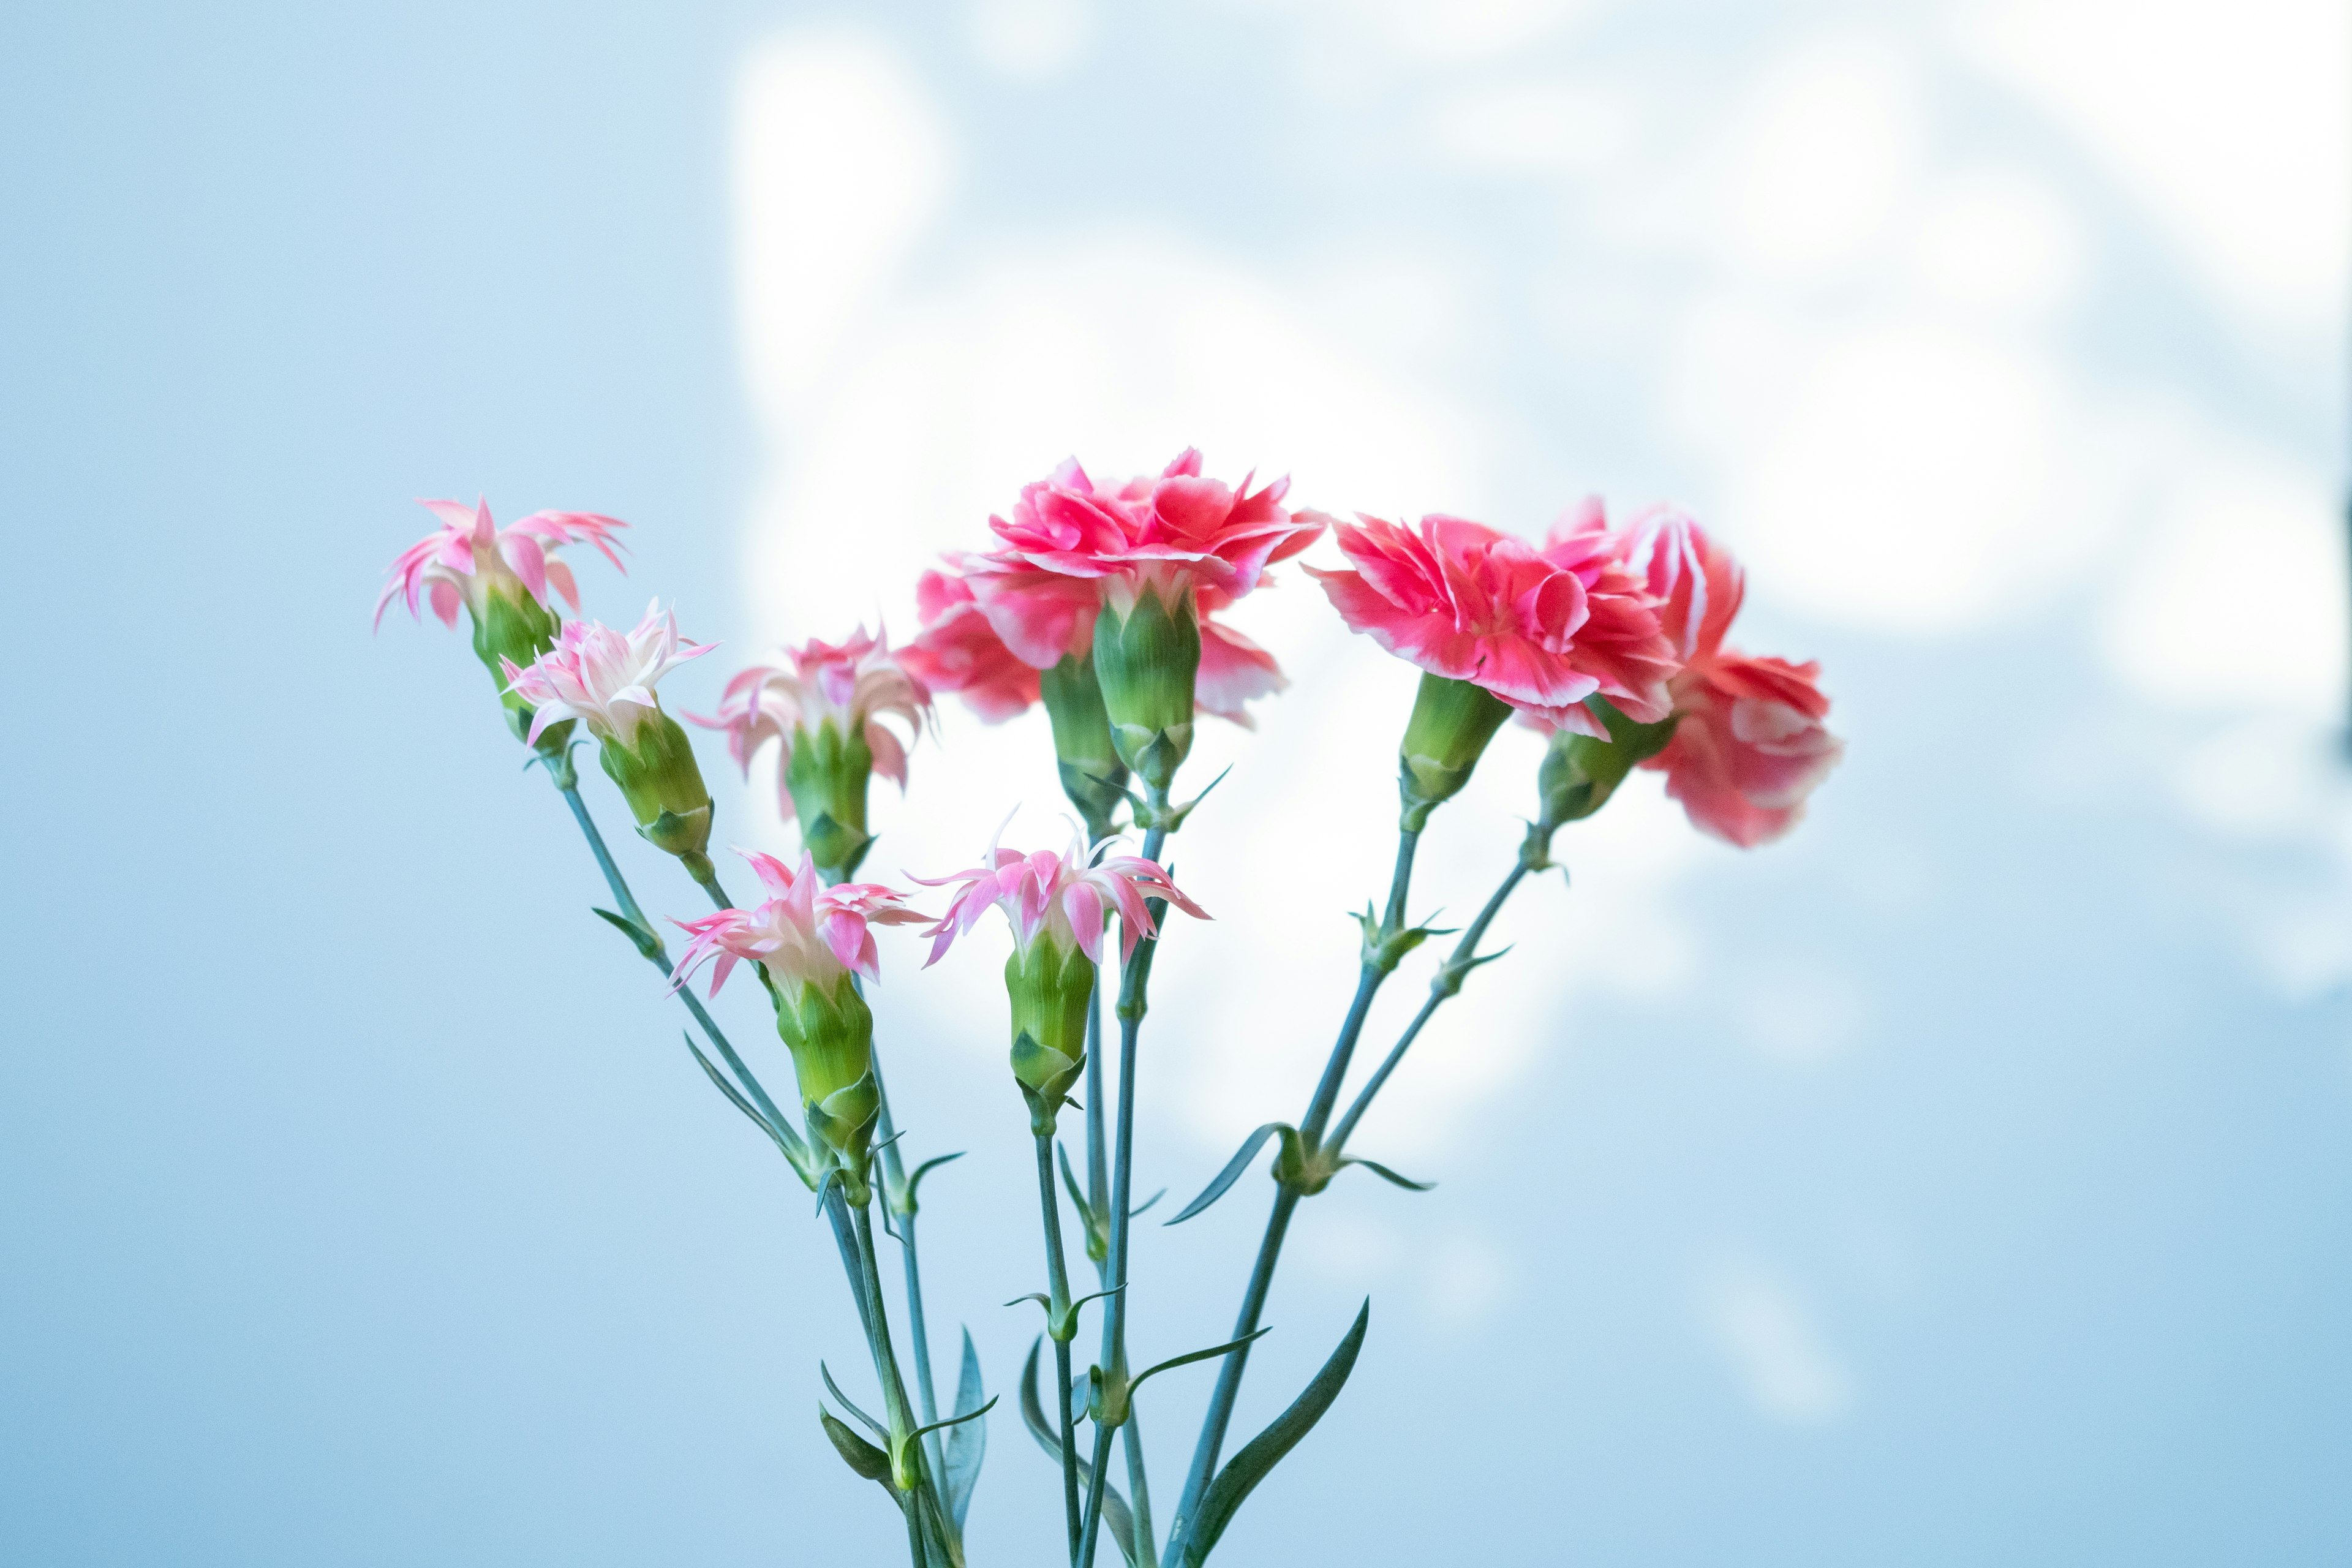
[1329, 858, 1530, 1153]
[1084, 965, 1109, 1281]
[1122, 1404, 1158, 1568]
[1077, 820, 1167, 1568]
[853, 1196, 946, 1554]
[1167, 826, 1417, 1548]
[1036, 1133, 1084, 1562]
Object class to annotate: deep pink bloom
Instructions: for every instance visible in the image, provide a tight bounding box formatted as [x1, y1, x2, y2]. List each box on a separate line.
[374, 497, 627, 630]
[1601, 505, 1841, 846]
[957, 448, 1329, 668]
[500, 600, 712, 747]
[1306, 513, 1673, 737]
[900, 569, 1044, 723]
[911, 823, 1209, 968]
[670, 848, 925, 998]
[688, 628, 931, 819]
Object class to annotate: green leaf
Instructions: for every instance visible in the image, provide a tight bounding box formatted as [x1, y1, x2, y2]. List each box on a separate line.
[1057, 1140, 1094, 1219]
[1175, 1300, 1370, 1567]
[907, 1395, 997, 1447]
[590, 905, 663, 960]
[1020, 1338, 1139, 1566]
[1167, 1123, 1291, 1225]
[1345, 1157, 1436, 1193]
[895, 1150, 966, 1216]
[944, 1329, 988, 1531]
[1128, 1327, 1274, 1400]
[820, 1406, 892, 1483]
[821, 1362, 887, 1443]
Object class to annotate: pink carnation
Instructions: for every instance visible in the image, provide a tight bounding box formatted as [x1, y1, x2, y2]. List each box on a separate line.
[499, 599, 712, 747]
[670, 848, 925, 998]
[374, 496, 627, 630]
[1306, 513, 1673, 738]
[900, 569, 1044, 723]
[689, 628, 931, 820]
[913, 823, 1209, 968]
[1610, 505, 1842, 847]
[957, 448, 1329, 668]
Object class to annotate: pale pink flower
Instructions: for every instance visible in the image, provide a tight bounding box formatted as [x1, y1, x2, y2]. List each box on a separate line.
[1600, 504, 1840, 846]
[912, 823, 1209, 968]
[670, 848, 925, 998]
[374, 496, 626, 630]
[957, 448, 1329, 667]
[688, 629, 931, 820]
[900, 569, 1042, 723]
[1306, 513, 1673, 738]
[499, 600, 713, 748]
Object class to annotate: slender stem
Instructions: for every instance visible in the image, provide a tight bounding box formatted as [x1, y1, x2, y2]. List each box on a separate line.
[1037, 1133, 1084, 1562]
[1169, 825, 1417, 1549]
[887, 1079, 946, 1484]
[1084, 963, 1109, 1284]
[1329, 859, 1530, 1154]
[853, 1200, 929, 1494]
[1078, 820, 1167, 1568]
[1123, 1405, 1158, 1568]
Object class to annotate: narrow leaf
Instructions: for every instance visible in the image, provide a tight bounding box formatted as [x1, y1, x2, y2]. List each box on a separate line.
[903, 1150, 967, 1205]
[820, 1407, 892, 1482]
[1346, 1158, 1436, 1193]
[945, 1329, 988, 1529]
[1128, 1188, 1166, 1219]
[1057, 1140, 1092, 1217]
[1129, 1326, 1274, 1400]
[821, 1362, 887, 1442]
[590, 905, 662, 960]
[681, 1031, 788, 1147]
[1177, 1300, 1370, 1566]
[1167, 1123, 1290, 1226]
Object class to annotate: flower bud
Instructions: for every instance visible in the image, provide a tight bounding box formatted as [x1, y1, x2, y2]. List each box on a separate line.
[783, 718, 875, 878]
[1396, 672, 1513, 831]
[1091, 582, 1200, 794]
[776, 975, 882, 1199]
[1038, 654, 1132, 840]
[599, 711, 714, 862]
[1535, 696, 1679, 831]
[1005, 938, 1095, 1134]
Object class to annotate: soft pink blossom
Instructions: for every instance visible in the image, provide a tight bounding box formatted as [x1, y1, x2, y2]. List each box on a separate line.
[374, 496, 627, 630]
[900, 569, 1044, 723]
[1558, 502, 1840, 846]
[688, 628, 931, 820]
[1306, 513, 1673, 737]
[499, 600, 712, 747]
[957, 449, 1329, 668]
[670, 848, 925, 998]
[912, 823, 1209, 968]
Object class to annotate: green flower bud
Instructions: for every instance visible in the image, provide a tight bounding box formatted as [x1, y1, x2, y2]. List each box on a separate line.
[1038, 654, 1131, 840]
[1005, 938, 1095, 1134]
[599, 711, 714, 865]
[1534, 696, 1679, 832]
[1091, 582, 1200, 794]
[1396, 672, 1513, 831]
[783, 718, 875, 879]
[776, 976, 881, 1199]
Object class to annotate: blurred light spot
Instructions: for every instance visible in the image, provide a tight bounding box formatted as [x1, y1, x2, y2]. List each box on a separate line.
[1907, 169, 2084, 317]
[968, 0, 1095, 77]
[734, 31, 950, 423]
[1733, 962, 1868, 1066]
[1725, 37, 1920, 280]
[1425, 80, 1628, 172]
[1965, 0, 2351, 332]
[1702, 1260, 1853, 1425]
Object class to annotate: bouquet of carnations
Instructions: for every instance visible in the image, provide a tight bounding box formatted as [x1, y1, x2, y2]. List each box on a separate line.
[379, 450, 1841, 1566]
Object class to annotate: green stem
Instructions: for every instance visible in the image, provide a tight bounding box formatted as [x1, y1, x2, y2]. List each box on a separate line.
[1167, 826, 1417, 1551]
[1037, 1133, 1084, 1562]
[854, 1197, 942, 1532]
[1077, 819, 1167, 1568]
[1084, 961, 1109, 1283]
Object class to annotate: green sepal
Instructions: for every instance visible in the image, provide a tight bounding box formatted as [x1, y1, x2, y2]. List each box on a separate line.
[1526, 695, 1681, 862]
[1172, 1300, 1371, 1567]
[821, 1406, 894, 1483]
[1396, 672, 1513, 831]
[1006, 939, 1096, 1131]
[597, 710, 713, 856]
[785, 717, 876, 878]
[1352, 903, 1455, 976]
[1008, 1283, 1123, 1344]
[472, 582, 562, 732]
[1430, 943, 1509, 1000]
[1040, 654, 1131, 840]
[1267, 1124, 1341, 1197]
[1093, 582, 1201, 793]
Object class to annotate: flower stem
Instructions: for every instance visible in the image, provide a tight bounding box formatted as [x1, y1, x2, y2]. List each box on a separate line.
[1036, 1132, 1084, 1562]
[1084, 963, 1109, 1280]
[1077, 818, 1168, 1568]
[853, 1192, 948, 1555]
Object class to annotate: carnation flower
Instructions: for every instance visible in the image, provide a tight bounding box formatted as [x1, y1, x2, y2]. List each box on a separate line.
[1307, 512, 1672, 736]
[691, 630, 931, 875]
[671, 848, 924, 1000]
[374, 496, 626, 631]
[501, 600, 711, 749]
[912, 821, 1208, 969]
[900, 569, 1043, 724]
